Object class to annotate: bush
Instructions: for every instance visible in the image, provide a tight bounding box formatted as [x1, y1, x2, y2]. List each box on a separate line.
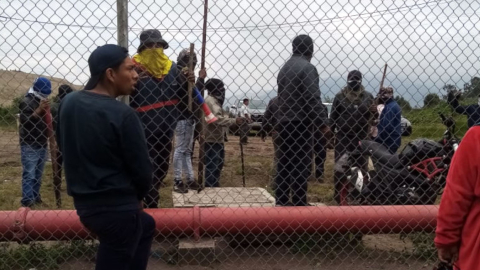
[0, 96, 23, 127]
[424, 93, 441, 107]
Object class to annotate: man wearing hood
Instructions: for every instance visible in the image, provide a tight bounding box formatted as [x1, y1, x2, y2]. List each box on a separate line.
[330, 70, 375, 204]
[275, 34, 329, 206]
[19, 77, 52, 207]
[204, 79, 245, 187]
[172, 48, 208, 193]
[130, 30, 195, 207]
[374, 86, 402, 154]
[447, 91, 480, 129]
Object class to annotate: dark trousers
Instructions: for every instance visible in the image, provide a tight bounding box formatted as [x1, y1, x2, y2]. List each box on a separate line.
[145, 131, 173, 208]
[274, 122, 313, 206]
[314, 130, 326, 177]
[79, 210, 156, 270]
[334, 134, 367, 204]
[204, 142, 225, 187]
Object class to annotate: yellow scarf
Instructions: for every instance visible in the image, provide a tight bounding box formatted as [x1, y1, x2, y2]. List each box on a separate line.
[133, 48, 172, 79]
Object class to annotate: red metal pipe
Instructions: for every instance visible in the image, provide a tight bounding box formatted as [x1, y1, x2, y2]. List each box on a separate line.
[0, 206, 438, 242]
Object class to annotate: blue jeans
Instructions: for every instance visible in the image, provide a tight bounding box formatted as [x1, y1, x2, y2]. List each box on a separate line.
[173, 119, 196, 182]
[204, 142, 224, 187]
[21, 145, 47, 206]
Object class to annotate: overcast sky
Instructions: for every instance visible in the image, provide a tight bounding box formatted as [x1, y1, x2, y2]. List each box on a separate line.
[1, 0, 479, 107]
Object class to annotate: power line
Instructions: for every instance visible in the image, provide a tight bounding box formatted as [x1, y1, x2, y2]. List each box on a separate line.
[0, 0, 453, 33]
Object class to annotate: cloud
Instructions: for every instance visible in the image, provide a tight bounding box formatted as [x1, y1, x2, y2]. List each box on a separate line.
[1, 0, 479, 106]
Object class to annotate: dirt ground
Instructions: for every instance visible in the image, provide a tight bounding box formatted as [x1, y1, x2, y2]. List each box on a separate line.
[0, 131, 435, 269]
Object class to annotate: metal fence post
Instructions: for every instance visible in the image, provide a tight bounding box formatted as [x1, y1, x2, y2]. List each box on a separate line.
[117, 0, 129, 105]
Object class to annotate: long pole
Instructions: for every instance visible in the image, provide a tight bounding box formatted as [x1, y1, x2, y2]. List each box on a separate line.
[197, 0, 208, 191]
[188, 44, 195, 112]
[117, 0, 129, 105]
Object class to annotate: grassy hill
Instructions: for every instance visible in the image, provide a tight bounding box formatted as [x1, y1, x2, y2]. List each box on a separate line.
[0, 69, 81, 107]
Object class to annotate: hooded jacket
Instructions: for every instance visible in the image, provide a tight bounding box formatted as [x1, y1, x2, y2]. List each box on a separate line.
[276, 54, 327, 127]
[330, 85, 374, 139]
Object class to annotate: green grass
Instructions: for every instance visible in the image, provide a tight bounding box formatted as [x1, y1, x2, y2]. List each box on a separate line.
[0, 241, 97, 270]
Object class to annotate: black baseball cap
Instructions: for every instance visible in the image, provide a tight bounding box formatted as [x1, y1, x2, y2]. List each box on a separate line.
[138, 29, 169, 53]
[347, 70, 362, 81]
[84, 44, 129, 90]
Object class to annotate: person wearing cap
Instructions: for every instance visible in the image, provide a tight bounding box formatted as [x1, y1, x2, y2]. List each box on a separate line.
[171, 48, 208, 193]
[330, 70, 375, 204]
[447, 91, 480, 129]
[373, 86, 402, 154]
[275, 34, 329, 206]
[57, 44, 154, 270]
[18, 77, 52, 207]
[204, 79, 245, 187]
[130, 29, 195, 206]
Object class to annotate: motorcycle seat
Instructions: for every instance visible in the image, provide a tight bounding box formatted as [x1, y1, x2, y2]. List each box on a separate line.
[359, 140, 401, 169]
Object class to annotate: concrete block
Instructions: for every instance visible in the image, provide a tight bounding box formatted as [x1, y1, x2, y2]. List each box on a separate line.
[177, 238, 217, 266]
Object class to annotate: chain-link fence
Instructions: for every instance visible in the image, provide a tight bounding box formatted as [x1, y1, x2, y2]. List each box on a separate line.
[1, 0, 479, 269]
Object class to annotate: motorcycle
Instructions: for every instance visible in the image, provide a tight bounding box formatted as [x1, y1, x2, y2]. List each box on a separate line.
[336, 113, 460, 205]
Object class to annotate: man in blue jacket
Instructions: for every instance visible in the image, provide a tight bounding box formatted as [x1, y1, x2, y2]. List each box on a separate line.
[130, 29, 195, 207]
[374, 86, 402, 154]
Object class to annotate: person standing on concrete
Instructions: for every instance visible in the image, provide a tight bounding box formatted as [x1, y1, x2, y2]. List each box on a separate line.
[330, 70, 375, 204]
[373, 86, 402, 154]
[204, 79, 245, 187]
[238, 98, 252, 144]
[130, 29, 194, 206]
[275, 34, 329, 206]
[447, 91, 480, 129]
[172, 48, 208, 192]
[18, 77, 52, 207]
[57, 44, 154, 270]
[435, 124, 480, 270]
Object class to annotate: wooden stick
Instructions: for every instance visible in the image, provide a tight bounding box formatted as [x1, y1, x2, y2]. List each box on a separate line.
[188, 43, 194, 112]
[201, 0, 208, 70]
[197, 0, 208, 191]
[379, 64, 388, 91]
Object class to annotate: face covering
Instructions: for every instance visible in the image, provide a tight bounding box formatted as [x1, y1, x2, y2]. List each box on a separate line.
[27, 87, 49, 100]
[348, 80, 362, 91]
[133, 48, 173, 79]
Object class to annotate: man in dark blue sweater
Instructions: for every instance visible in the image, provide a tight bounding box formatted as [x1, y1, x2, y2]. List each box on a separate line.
[57, 44, 154, 270]
[374, 86, 402, 154]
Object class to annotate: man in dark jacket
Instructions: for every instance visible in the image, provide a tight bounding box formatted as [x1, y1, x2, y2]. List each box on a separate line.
[50, 84, 74, 207]
[57, 44, 154, 270]
[374, 86, 402, 154]
[447, 91, 480, 128]
[330, 70, 375, 204]
[19, 77, 52, 207]
[130, 29, 194, 207]
[275, 34, 328, 206]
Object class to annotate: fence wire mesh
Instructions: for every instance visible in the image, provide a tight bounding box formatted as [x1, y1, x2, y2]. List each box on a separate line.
[1, 0, 479, 269]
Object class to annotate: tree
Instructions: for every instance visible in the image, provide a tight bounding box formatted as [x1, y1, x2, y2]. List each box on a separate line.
[464, 77, 480, 98]
[323, 95, 333, 103]
[424, 93, 441, 107]
[395, 96, 412, 111]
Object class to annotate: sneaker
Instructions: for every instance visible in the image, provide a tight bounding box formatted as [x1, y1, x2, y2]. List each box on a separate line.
[186, 181, 200, 190]
[173, 182, 188, 194]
